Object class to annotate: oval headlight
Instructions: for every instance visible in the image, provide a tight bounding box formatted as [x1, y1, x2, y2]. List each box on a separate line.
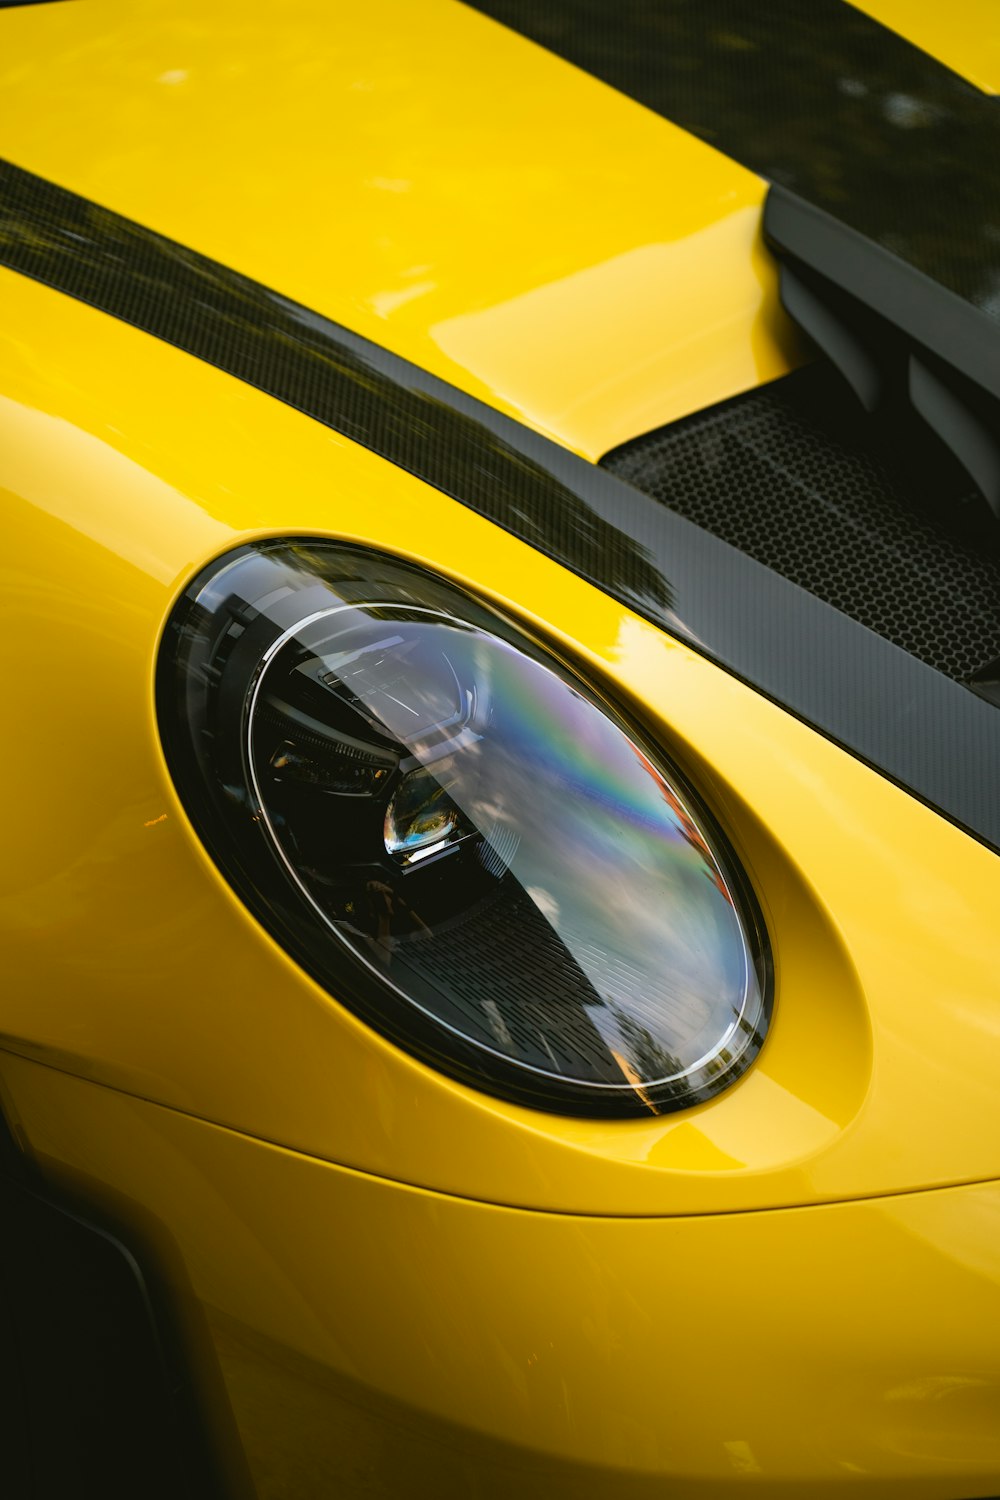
[158, 542, 770, 1116]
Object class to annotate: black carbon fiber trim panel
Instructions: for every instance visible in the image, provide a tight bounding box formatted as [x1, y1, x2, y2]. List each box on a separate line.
[1, 156, 999, 854]
[464, 0, 1000, 320]
[602, 364, 1000, 684]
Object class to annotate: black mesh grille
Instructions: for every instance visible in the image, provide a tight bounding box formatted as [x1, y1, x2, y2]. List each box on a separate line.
[602, 365, 1000, 685]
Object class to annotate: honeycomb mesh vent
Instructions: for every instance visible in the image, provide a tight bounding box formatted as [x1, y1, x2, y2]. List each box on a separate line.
[601, 364, 1000, 684]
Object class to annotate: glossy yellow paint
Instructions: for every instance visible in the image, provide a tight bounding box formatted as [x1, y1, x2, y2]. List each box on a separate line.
[0, 0, 800, 461]
[851, 0, 1000, 94]
[4, 1051, 1000, 1498]
[2, 266, 1000, 1220]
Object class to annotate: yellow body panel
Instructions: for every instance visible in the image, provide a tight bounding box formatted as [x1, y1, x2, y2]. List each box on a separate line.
[0, 0, 800, 460]
[3, 9, 1000, 1491]
[852, 0, 1000, 94]
[4, 1050, 1000, 1498]
[2, 267, 1000, 1220]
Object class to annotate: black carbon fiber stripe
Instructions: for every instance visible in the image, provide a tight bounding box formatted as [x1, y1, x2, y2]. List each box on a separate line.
[463, 0, 1000, 321]
[1, 156, 999, 854]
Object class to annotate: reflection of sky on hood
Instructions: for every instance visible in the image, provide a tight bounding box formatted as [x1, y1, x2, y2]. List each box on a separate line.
[326, 616, 750, 1085]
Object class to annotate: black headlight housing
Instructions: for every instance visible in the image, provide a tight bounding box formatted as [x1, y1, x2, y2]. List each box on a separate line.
[157, 541, 771, 1117]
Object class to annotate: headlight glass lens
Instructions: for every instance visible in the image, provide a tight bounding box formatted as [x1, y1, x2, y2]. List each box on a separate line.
[158, 541, 770, 1115]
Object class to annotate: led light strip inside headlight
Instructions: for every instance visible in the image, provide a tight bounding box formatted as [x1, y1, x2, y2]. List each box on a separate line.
[158, 542, 771, 1116]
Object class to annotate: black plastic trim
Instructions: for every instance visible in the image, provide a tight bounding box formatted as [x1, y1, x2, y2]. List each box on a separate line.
[766, 189, 1000, 521]
[0, 1089, 241, 1499]
[777, 260, 892, 415]
[765, 189, 1000, 409]
[1, 157, 999, 854]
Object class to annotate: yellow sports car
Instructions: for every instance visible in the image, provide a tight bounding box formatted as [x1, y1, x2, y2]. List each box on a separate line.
[3, 2, 1000, 1496]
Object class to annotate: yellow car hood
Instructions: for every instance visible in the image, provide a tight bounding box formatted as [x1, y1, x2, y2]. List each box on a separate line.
[0, 0, 801, 461]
